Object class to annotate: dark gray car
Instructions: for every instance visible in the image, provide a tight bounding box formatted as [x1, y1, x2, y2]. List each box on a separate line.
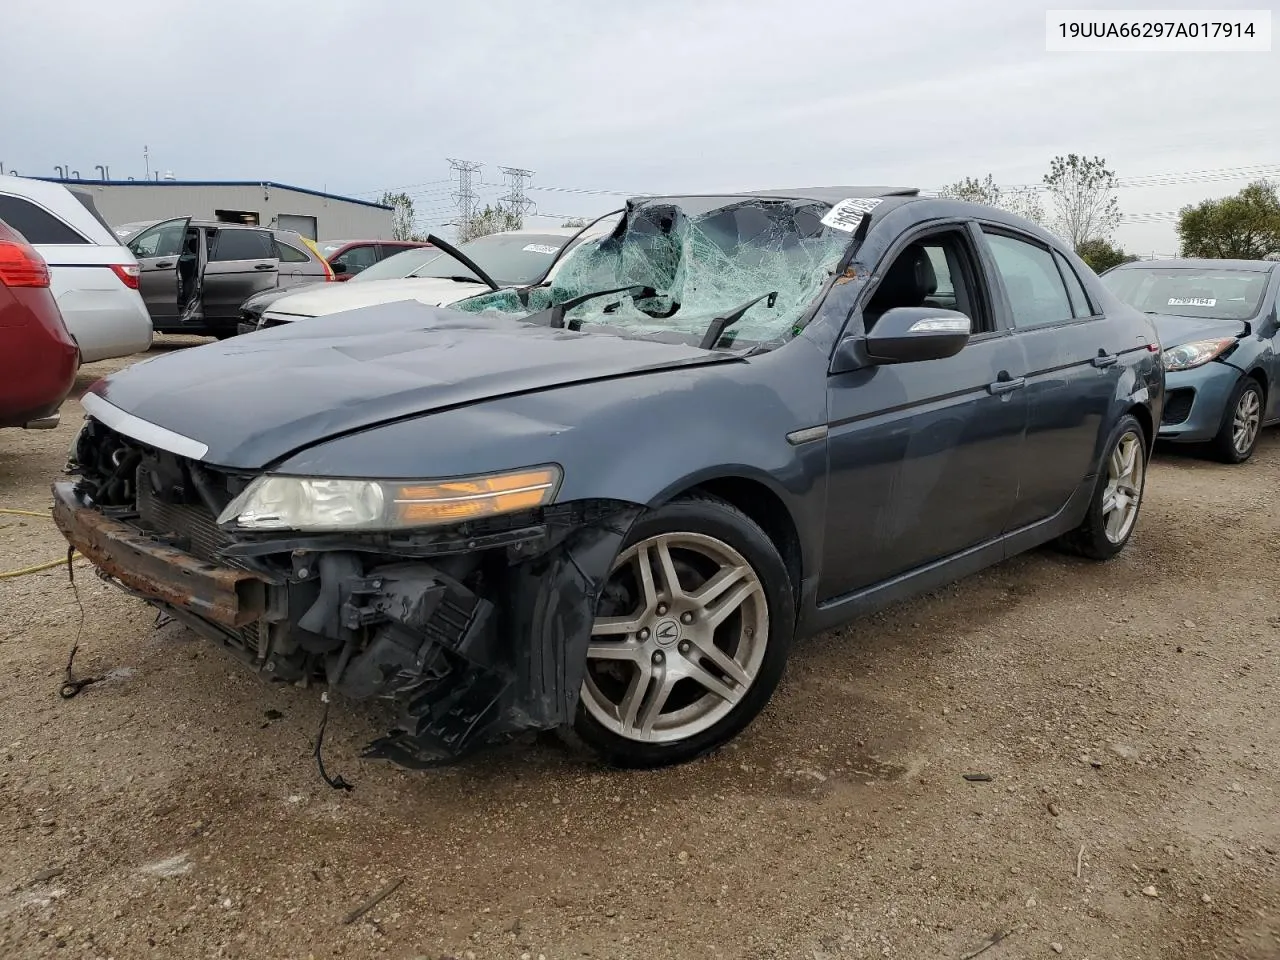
[119, 218, 329, 338]
[56, 187, 1163, 772]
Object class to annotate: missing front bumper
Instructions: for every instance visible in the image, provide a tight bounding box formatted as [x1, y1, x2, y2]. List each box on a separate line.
[51, 482, 266, 627]
[51, 480, 642, 767]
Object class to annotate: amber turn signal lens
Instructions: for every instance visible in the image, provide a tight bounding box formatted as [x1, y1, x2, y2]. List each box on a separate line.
[392, 467, 559, 525]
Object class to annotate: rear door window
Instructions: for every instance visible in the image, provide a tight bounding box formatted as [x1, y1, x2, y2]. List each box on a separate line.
[0, 194, 87, 244]
[982, 232, 1075, 329]
[211, 229, 276, 261]
[1053, 250, 1095, 318]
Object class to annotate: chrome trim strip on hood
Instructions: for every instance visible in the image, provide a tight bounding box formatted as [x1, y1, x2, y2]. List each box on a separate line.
[82, 392, 209, 461]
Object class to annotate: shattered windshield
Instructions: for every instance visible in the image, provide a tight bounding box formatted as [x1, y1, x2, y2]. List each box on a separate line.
[453, 196, 852, 349]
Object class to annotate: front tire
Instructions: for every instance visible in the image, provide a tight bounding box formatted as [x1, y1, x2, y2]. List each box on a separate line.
[1209, 377, 1263, 464]
[1063, 414, 1147, 561]
[572, 495, 795, 768]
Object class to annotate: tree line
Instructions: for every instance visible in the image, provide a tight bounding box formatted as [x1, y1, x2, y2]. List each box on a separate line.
[939, 156, 1280, 271]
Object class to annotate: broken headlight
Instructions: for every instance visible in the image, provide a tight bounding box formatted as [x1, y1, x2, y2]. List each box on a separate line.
[216, 466, 562, 532]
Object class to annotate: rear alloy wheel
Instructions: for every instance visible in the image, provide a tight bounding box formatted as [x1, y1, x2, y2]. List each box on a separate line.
[1210, 377, 1263, 464]
[1062, 413, 1147, 561]
[573, 496, 793, 768]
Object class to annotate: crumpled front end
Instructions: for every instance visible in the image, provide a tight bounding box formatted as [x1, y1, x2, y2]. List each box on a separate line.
[55, 417, 640, 767]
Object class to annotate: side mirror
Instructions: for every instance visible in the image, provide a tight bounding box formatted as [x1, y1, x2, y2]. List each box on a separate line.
[830, 307, 972, 373]
[330, 260, 348, 275]
[864, 307, 971, 365]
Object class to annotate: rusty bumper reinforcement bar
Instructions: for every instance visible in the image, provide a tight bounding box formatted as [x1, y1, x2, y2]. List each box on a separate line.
[51, 482, 266, 628]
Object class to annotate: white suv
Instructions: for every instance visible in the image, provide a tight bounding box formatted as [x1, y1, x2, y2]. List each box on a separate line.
[0, 177, 152, 362]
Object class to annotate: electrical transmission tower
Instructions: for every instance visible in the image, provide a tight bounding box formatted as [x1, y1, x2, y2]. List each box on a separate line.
[499, 166, 536, 228]
[447, 158, 483, 236]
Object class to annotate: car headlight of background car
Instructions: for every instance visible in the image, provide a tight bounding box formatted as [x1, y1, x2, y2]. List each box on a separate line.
[216, 466, 562, 532]
[1161, 338, 1237, 372]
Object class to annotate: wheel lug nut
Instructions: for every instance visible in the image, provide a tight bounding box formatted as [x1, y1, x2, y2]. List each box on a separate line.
[678, 641, 691, 654]
[656, 603, 668, 616]
[652, 651, 664, 664]
[638, 628, 650, 641]
[680, 611, 694, 624]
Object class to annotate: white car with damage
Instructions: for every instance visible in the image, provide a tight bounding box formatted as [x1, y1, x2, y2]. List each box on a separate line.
[254, 222, 618, 331]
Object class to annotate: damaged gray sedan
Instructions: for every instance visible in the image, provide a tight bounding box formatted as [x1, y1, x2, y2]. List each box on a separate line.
[54, 187, 1163, 769]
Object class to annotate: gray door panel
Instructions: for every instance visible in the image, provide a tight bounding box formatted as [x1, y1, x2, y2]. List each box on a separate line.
[978, 230, 1124, 530]
[821, 333, 1029, 600]
[203, 228, 279, 320]
[128, 217, 188, 323]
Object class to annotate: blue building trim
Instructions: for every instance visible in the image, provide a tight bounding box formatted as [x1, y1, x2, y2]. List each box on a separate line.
[32, 178, 392, 211]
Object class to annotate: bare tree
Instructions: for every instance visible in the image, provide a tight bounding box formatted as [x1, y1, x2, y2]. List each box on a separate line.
[1042, 155, 1121, 248]
[380, 191, 417, 242]
[937, 175, 1045, 225]
[1000, 187, 1046, 226]
[938, 174, 1002, 206]
[457, 204, 522, 243]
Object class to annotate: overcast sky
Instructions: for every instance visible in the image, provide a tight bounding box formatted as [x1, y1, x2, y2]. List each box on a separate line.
[2, 0, 1275, 253]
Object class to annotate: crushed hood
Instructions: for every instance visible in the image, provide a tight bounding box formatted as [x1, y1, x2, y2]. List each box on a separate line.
[89, 300, 735, 469]
[1152, 314, 1248, 349]
[264, 277, 491, 320]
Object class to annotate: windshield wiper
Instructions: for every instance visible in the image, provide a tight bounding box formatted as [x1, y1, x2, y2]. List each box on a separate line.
[423, 233, 500, 292]
[698, 291, 777, 350]
[528, 284, 657, 329]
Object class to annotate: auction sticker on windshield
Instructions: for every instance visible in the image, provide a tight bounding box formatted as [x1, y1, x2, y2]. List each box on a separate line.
[522, 243, 560, 255]
[1170, 297, 1217, 307]
[820, 198, 883, 233]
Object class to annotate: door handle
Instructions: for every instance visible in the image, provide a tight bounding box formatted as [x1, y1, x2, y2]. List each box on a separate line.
[254, 263, 275, 271]
[1091, 353, 1118, 368]
[987, 375, 1026, 395]
[154, 260, 173, 269]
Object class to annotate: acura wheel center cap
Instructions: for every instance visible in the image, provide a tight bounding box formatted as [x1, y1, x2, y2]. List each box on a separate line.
[653, 618, 681, 646]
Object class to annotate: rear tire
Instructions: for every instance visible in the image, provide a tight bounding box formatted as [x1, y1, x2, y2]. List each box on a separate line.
[571, 495, 794, 769]
[1062, 414, 1147, 561]
[1209, 376, 1263, 464]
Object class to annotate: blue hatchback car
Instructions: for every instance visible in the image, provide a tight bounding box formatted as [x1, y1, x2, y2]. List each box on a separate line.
[1102, 258, 1280, 463]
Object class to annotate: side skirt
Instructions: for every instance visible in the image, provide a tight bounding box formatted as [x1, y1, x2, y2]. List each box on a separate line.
[796, 476, 1096, 638]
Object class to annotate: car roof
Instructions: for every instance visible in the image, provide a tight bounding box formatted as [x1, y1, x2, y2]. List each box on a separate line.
[0, 176, 122, 246]
[1109, 257, 1277, 273]
[637, 186, 920, 206]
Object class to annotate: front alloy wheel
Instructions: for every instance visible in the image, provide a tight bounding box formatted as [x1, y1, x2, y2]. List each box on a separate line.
[1211, 377, 1263, 463]
[573, 496, 794, 768]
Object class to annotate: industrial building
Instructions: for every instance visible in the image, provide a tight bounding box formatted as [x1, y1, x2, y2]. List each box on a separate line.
[32, 178, 392, 241]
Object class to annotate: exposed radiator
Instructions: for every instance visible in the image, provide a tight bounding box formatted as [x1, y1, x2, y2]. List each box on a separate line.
[137, 481, 233, 564]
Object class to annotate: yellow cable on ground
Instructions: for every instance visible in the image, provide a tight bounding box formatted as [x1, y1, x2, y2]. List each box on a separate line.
[0, 506, 81, 579]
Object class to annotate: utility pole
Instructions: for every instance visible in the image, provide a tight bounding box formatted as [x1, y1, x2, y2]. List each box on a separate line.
[143, 145, 150, 181]
[447, 158, 483, 237]
[498, 166, 535, 228]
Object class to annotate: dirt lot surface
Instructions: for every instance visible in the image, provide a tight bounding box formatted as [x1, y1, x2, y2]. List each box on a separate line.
[2, 339, 1278, 960]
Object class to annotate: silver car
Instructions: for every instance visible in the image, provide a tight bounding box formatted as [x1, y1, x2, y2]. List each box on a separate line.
[118, 219, 330, 339]
[0, 177, 152, 363]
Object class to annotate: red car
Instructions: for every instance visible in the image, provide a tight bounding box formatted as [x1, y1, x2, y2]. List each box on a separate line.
[0, 219, 79, 429]
[316, 239, 433, 281]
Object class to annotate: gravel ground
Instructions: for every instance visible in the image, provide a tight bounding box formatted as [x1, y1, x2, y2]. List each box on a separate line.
[2, 340, 1278, 960]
